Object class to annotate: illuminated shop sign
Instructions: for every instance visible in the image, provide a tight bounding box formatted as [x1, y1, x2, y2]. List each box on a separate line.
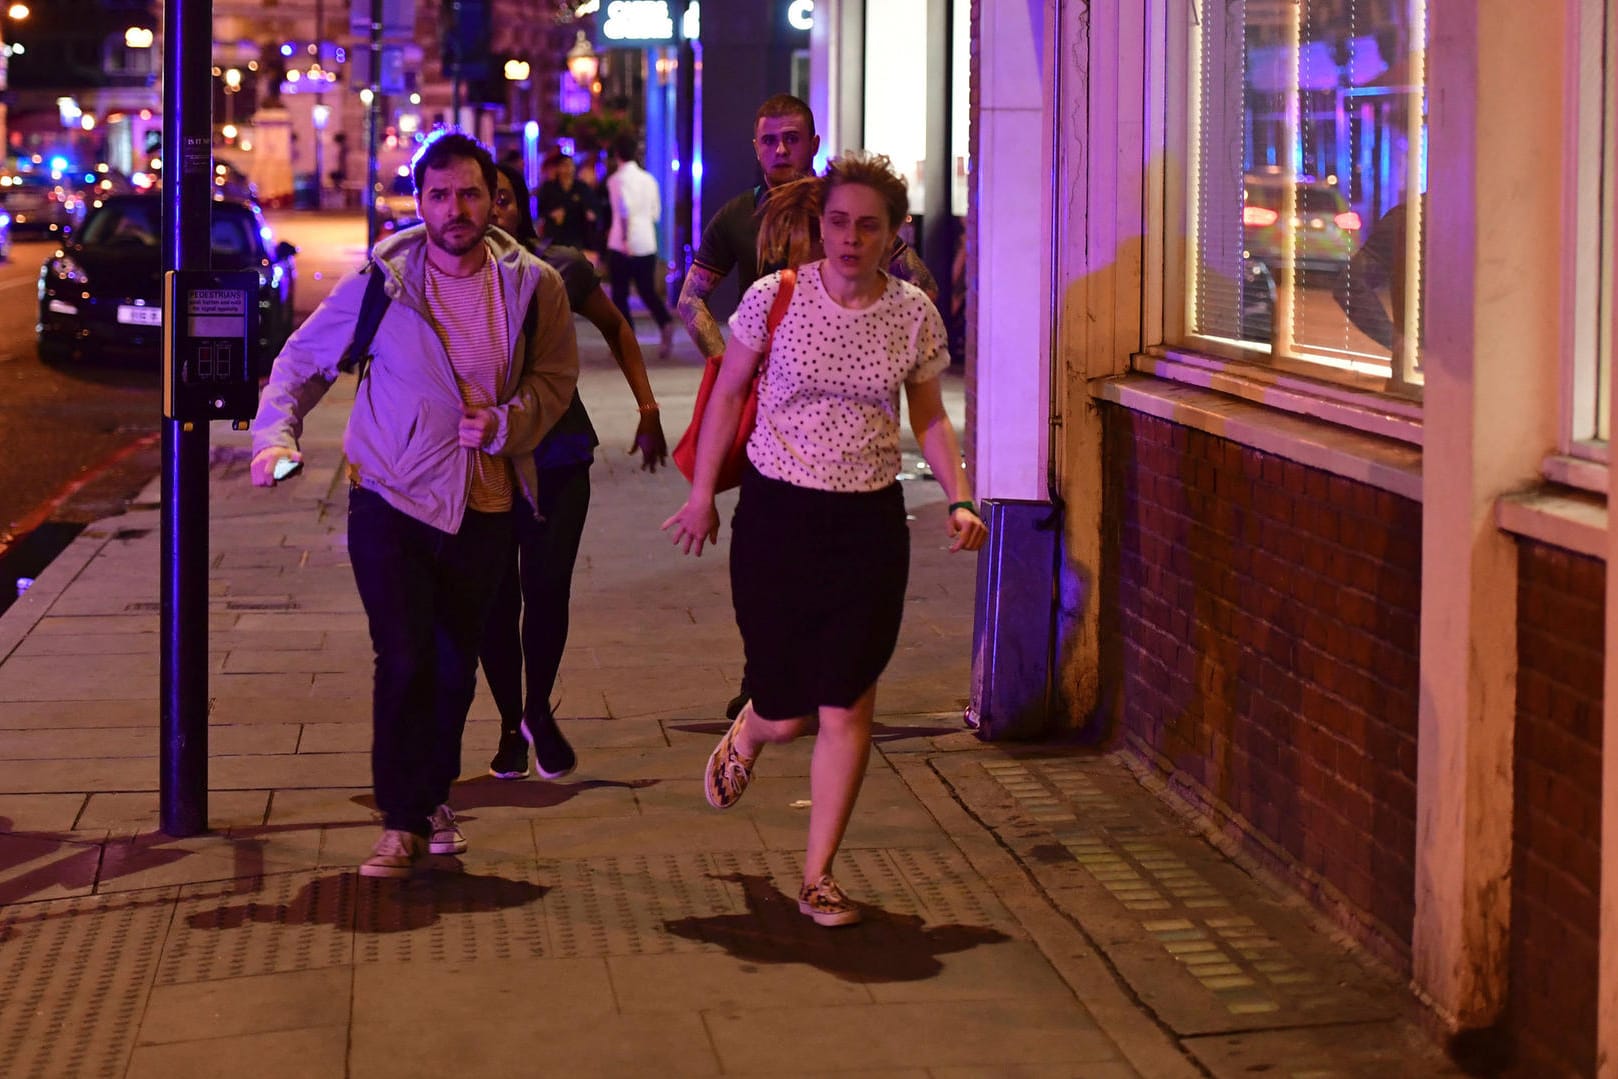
[787, 0, 813, 31]
[601, 0, 673, 40]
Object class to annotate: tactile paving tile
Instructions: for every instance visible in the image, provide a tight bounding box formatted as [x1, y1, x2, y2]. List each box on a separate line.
[976, 756, 1382, 1030]
[0, 889, 175, 1079]
[355, 861, 548, 965]
[160, 871, 355, 985]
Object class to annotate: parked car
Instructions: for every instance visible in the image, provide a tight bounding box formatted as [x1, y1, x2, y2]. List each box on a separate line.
[37, 193, 297, 369]
[1243, 171, 1363, 274]
[375, 170, 420, 231]
[0, 173, 86, 236]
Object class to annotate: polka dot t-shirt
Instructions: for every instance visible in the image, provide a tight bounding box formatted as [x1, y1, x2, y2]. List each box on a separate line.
[728, 261, 950, 493]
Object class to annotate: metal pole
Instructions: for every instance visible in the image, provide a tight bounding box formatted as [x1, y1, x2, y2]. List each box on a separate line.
[160, 0, 213, 837]
[673, 0, 695, 288]
[366, 0, 381, 248]
[314, 0, 325, 208]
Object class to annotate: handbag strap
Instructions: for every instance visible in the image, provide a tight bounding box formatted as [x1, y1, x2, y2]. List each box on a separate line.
[756, 268, 796, 374]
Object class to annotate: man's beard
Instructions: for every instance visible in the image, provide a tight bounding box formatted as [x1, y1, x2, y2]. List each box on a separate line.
[428, 216, 484, 257]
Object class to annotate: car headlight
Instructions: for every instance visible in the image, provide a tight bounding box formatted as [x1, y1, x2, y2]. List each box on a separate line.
[51, 253, 89, 285]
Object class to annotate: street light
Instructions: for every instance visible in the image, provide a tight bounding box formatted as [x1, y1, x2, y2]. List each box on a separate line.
[125, 26, 154, 49]
[504, 58, 531, 82]
[5, 5, 27, 21]
[565, 31, 598, 89]
[222, 67, 242, 134]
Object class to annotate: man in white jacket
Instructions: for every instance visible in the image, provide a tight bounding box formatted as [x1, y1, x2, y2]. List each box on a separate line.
[605, 133, 676, 358]
[248, 130, 578, 879]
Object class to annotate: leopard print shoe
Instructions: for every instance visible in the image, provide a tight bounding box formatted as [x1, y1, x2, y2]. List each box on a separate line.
[798, 874, 862, 927]
[704, 708, 756, 810]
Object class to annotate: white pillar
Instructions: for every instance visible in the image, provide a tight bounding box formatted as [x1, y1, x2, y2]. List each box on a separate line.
[1414, 0, 1565, 1028]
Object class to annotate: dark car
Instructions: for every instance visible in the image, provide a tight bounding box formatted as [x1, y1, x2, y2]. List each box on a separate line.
[1, 173, 85, 236]
[37, 193, 297, 368]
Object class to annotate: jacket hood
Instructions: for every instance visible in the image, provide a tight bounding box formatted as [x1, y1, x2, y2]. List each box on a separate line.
[370, 223, 534, 309]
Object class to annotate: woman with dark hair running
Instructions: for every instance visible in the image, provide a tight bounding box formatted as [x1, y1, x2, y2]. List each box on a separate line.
[662, 152, 986, 926]
[480, 161, 668, 780]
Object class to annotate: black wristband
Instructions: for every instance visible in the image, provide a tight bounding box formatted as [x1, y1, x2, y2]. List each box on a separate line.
[948, 500, 977, 517]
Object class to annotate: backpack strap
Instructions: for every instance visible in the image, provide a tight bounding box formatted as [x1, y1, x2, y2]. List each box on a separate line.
[337, 267, 392, 379]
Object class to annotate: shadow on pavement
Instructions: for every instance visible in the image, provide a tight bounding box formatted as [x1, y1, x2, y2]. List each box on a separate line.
[347, 775, 657, 814]
[185, 868, 548, 934]
[662, 872, 1009, 983]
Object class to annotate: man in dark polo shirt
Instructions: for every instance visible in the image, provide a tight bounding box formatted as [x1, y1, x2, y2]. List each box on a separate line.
[676, 93, 937, 358]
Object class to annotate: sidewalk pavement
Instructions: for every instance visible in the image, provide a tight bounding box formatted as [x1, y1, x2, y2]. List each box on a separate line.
[0, 323, 1460, 1078]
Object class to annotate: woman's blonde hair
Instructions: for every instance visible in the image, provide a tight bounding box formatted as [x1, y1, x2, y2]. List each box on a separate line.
[755, 151, 909, 270]
[757, 176, 824, 270]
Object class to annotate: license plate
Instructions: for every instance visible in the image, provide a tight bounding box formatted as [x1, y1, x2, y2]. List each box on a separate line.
[117, 305, 162, 326]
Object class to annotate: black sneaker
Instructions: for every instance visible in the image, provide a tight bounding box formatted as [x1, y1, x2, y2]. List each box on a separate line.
[724, 690, 749, 722]
[488, 731, 530, 780]
[521, 710, 577, 780]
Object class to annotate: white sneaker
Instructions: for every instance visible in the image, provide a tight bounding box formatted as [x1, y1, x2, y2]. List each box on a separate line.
[427, 804, 467, 855]
[360, 829, 425, 879]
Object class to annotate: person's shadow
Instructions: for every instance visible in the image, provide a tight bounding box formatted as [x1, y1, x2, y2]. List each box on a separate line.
[346, 776, 657, 814]
[663, 872, 1010, 983]
[185, 868, 548, 935]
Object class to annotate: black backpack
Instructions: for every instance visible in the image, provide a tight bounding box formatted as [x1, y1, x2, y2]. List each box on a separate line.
[336, 266, 540, 381]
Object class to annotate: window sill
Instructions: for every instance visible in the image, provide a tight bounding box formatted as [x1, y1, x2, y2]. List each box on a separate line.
[1496, 488, 1607, 561]
[1138, 348, 1423, 446]
[1094, 372, 1423, 501]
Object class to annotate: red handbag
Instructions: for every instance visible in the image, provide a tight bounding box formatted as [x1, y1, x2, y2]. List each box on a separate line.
[673, 268, 797, 492]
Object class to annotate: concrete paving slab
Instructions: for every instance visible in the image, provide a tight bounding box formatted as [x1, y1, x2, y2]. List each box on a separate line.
[0, 699, 159, 729]
[97, 832, 313, 893]
[12, 632, 164, 656]
[349, 958, 722, 1077]
[209, 696, 368, 726]
[0, 792, 86, 832]
[2, 723, 300, 760]
[219, 644, 374, 674]
[861, 939, 1076, 1004]
[125, 1024, 349, 1079]
[0, 832, 102, 901]
[609, 951, 874, 1010]
[263, 788, 376, 826]
[137, 966, 352, 1044]
[79, 790, 270, 834]
[1182, 1022, 1464, 1077]
[209, 751, 371, 790]
[704, 999, 1121, 1072]
[0, 755, 160, 792]
[532, 808, 766, 858]
[0, 653, 159, 701]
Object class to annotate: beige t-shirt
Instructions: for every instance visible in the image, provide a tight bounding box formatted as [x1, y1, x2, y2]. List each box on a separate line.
[425, 258, 512, 513]
[728, 261, 950, 493]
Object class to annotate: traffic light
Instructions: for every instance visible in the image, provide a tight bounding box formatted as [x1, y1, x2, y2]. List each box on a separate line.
[439, 0, 490, 80]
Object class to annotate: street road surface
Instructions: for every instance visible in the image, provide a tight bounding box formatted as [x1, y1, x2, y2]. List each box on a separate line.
[0, 211, 368, 606]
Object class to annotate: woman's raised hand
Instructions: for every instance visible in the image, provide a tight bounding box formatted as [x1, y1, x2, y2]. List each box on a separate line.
[661, 499, 721, 556]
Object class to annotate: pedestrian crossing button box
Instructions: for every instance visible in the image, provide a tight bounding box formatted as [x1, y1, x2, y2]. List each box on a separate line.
[163, 269, 260, 424]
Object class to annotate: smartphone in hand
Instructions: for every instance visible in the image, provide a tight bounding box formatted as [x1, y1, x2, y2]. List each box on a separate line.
[272, 457, 303, 481]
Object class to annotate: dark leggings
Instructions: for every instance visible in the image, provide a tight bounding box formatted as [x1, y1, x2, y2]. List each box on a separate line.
[607, 251, 672, 330]
[479, 462, 593, 735]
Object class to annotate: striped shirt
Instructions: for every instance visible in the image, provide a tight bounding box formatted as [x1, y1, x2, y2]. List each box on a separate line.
[426, 258, 512, 513]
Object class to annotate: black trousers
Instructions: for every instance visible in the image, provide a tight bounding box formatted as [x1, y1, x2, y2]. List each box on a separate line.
[479, 462, 592, 735]
[608, 251, 671, 329]
[348, 487, 513, 836]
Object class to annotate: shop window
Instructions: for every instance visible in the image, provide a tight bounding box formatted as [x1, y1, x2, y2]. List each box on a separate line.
[1185, 0, 1427, 392]
[1566, 0, 1617, 453]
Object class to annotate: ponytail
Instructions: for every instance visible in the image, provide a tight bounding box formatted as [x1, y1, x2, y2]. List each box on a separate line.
[757, 176, 826, 270]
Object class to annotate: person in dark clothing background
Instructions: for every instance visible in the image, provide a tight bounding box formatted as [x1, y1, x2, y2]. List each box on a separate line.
[536, 151, 599, 251]
[480, 162, 667, 784]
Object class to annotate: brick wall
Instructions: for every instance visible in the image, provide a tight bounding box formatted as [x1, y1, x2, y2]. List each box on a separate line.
[1507, 541, 1603, 1078]
[1100, 405, 1422, 961]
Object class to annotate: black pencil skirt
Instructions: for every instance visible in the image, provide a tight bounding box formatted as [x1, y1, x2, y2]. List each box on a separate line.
[729, 462, 910, 720]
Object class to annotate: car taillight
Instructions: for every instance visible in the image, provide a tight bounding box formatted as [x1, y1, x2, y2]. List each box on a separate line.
[1243, 205, 1279, 228]
[1334, 210, 1362, 230]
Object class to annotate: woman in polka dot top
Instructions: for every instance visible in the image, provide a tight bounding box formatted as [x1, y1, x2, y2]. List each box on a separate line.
[663, 151, 987, 927]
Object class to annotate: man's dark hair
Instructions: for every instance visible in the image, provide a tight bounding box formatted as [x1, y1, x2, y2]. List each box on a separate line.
[754, 93, 815, 138]
[410, 128, 498, 198]
[612, 134, 639, 165]
[542, 150, 568, 170]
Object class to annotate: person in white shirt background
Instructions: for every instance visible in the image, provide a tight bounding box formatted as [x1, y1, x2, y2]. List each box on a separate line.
[605, 133, 677, 359]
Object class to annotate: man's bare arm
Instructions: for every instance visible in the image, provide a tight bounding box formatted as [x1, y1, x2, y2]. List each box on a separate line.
[890, 245, 940, 305]
[677, 263, 729, 357]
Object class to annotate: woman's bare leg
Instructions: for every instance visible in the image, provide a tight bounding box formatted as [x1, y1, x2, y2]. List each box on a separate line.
[803, 683, 877, 885]
[733, 701, 811, 760]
